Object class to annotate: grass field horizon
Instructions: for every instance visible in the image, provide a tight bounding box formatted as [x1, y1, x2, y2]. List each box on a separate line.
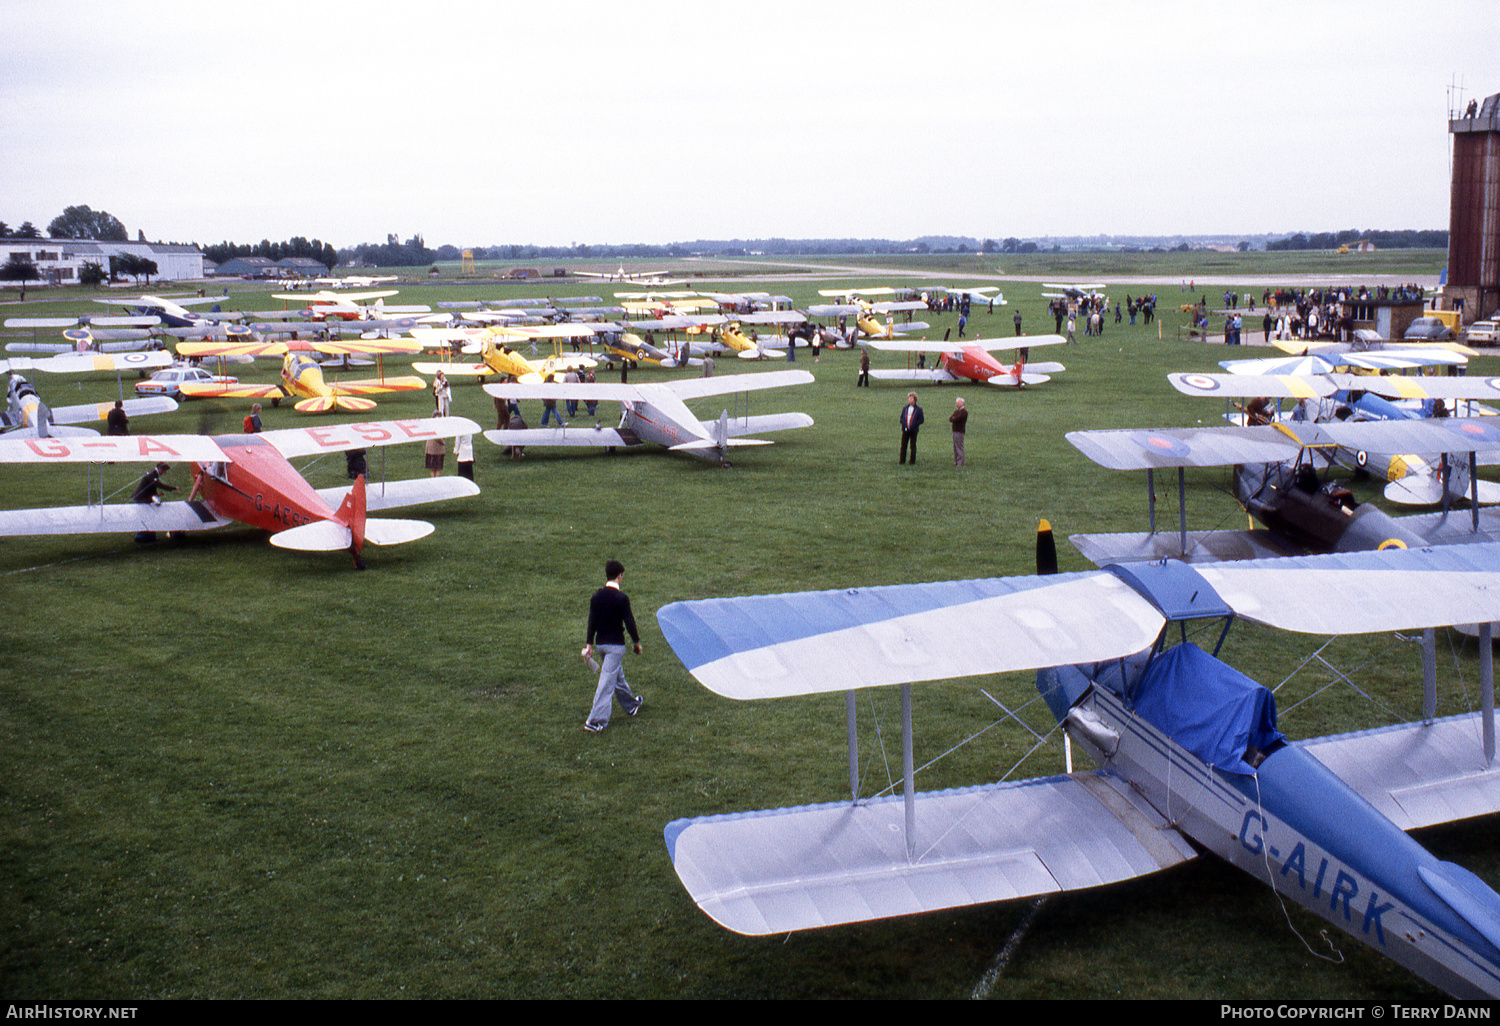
[1, 251, 1493, 1000]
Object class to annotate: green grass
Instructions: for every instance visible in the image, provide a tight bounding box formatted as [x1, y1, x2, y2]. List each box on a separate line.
[0, 257, 1492, 999]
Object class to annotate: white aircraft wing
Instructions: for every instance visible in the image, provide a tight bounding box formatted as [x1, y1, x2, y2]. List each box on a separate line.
[868, 368, 964, 383]
[316, 477, 480, 511]
[0, 351, 173, 375]
[51, 396, 178, 426]
[0, 500, 230, 537]
[1066, 425, 1301, 470]
[733, 311, 807, 325]
[258, 417, 482, 459]
[806, 304, 862, 317]
[1326, 373, 1500, 403]
[652, 369, 815, 401]
[666, 770, 1197, 936]
[1196, 544, 1500, 636]
[1168, 372, 1340, 400]
[657, 571, 1167, 701]
[483, 427, 634, 448]
[0, 434, 230, 464]
[1299, 713, 1500, 831]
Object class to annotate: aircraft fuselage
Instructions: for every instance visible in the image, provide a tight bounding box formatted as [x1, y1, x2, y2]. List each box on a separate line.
[192, 435, 338, 536]
[1064, 658, 1500, 998]
[939, 346, 1024, 386]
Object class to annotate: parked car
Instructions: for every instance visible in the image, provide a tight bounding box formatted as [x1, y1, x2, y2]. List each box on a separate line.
[1403, 317, 1457, 341]
[135, 366, 238, 401]
[1465, 320, 1499, 346]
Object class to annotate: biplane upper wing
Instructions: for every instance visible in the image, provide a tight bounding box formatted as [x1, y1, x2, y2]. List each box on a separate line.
[657, 546, 1500, 935]
[1065, 424, 1302, 470]
[0, 434, 230, 464]
[257, 417, 481, 459]
[867, 334, 1067, 354]
[1168, 372, 1340, 400]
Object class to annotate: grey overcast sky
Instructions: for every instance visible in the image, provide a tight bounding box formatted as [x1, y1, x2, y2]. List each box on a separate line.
[3, 0, 1495, 249]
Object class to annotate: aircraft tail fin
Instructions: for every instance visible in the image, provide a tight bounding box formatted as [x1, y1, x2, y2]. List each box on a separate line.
[35, 401, 51, 438]
[336, 474, 368, 554]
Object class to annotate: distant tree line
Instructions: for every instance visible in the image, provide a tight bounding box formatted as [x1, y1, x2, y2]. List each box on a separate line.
[1266, 229, 1448, 251]
[202, 236, 339, 270]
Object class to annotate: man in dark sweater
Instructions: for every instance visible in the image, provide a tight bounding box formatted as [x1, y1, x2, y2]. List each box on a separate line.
[582, 560, 644, 732]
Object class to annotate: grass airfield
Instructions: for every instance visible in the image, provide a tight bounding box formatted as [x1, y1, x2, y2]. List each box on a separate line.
[1, 251, 1494, 1000]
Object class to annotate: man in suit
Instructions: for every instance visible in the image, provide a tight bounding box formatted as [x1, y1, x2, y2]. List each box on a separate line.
[899, 392, 924, 465]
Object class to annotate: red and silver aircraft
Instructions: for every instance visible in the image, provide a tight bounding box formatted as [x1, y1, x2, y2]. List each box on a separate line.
[0, 416, 480, 569]
[865, 334, 1068, 388]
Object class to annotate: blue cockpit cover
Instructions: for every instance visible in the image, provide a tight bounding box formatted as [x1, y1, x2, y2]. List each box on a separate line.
[1132, 643, 1287, 775]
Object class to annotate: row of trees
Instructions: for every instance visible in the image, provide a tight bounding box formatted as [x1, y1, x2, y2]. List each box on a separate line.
[201, 236, 338, 270]
[1267, 229, 1449, 251]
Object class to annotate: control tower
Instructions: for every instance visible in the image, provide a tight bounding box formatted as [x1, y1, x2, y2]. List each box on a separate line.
[1449, 92, 1500, 322]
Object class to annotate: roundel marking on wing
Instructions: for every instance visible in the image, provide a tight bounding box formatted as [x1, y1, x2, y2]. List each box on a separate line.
[1378, 538, 1408, 550]
[1180, 373, 1220, 391]
[1356, 450, 1368, 467]
[1483, 377, 1500, 393]
[63, 329, 90, 341]
[123, 352, 149, 364]
[1443, 418, 1500, 443]
[1130, 431, 1191, 458]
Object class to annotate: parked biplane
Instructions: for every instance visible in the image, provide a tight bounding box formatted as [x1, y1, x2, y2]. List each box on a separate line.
[1065, 415, 1500, 566]
[412, 330, 598, 383]
[92, 294, 243, 328]
[481, 369, 814, 465]
[175, 338, 425, 413]
[1, 353, 178, 437]
[1167, 370, 1500, 507]
[0, 416, 481, 569]
[865, 335, 1067, 387]
[655, 541, 1500, 998]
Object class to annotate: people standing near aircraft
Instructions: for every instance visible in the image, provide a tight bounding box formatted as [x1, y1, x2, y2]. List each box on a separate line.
[433, 369, 451, 417]
[424, 436, 446, 477]
[898, 392, 924, 465]
[950, 397, 968, 466]
[582, 559, 644, 732]
[106, 400, 128, 436]
[563, 368, 580, 417]
[244, 403, 263, 434]
[1066, 313, 1077, 344]
[1013, 309, 1023, 336]
[455, 434, 474, 481]
[857, 348, 870, 387]
[346, 448, 368, 480]
[541, 378, 563, 427]
[132, 463, 176, 543]
[1263, 311, 1274, 344]
[584, 369, 598, 416]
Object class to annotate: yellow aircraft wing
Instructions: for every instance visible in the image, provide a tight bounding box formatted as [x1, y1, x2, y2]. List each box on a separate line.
[310, 338, 423, 356]
[178, 340, 289, 358]
[179, 382, 286, 399]
[329, 375, 428, 396]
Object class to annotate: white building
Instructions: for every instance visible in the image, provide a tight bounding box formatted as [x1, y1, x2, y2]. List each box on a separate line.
[0, 238, 205, 283]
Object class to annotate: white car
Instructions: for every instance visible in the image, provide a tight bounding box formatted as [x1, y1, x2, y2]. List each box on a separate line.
[135, 366, 239, 401]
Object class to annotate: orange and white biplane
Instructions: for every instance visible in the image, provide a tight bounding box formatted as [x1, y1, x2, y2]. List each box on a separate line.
[865, 335, 1068, 388]
[176, 338, 426, 412]
[0, 416, 481, 569]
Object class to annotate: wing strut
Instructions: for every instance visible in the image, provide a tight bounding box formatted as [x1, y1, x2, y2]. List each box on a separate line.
[847, 691, 859, 802]
[902, 683, 916, 860]
[1483, 623, 1495, 766]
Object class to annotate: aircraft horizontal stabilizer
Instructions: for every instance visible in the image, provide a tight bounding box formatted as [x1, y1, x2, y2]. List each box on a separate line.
[317, 477, 479, 512]
[1385, 476, 1500, 507]
[986, 373, 1051, 387]
[665, 771, 1196, 935]
[669, 438, 773, 451]
[708, 413, 814, 437]
[269, 520, 351, 552]
[361, 518, 435, 546]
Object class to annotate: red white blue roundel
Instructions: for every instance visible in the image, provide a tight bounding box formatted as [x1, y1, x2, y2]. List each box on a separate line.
[121, 352, 151, 364]
[1131, 431, 1191, 458]
[63, 329, 91, 341]
[1178, 373, 1220, 392]
[1442, 419, 1500, 444]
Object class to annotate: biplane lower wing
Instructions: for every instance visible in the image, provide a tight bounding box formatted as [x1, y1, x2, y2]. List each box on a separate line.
[666, 770, 1197, 936]
[1301, 713, 1500, 831]
[0, 500, 229, 536]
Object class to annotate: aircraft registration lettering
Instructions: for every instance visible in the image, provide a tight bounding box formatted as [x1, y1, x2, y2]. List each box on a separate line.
[303, 426, 350, 449]
[24, 438, 72, 458]
[394, 420, 436, 439]
[350, 423, 393, 443]
[1239, 810, 1395, 945]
